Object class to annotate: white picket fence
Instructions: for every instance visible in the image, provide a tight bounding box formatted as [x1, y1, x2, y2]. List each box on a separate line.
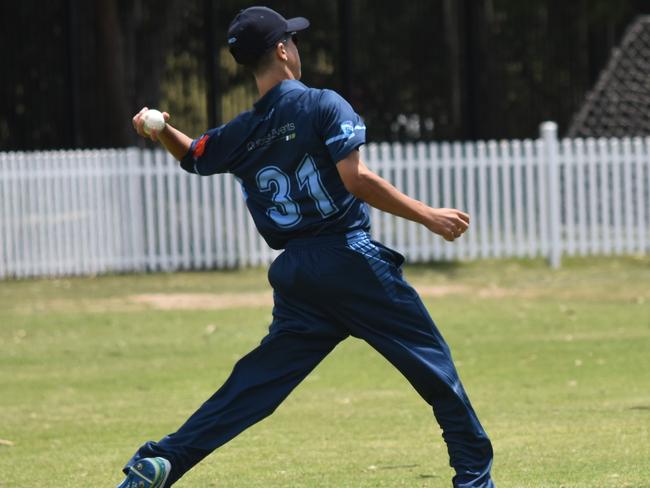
[0, 123, 649, 279]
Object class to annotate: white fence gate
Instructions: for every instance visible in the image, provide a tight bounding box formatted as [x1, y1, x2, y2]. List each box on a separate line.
[0, 123, 648, 279]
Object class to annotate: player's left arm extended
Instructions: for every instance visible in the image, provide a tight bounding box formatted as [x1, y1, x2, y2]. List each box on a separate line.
[336, 150, 469, 242]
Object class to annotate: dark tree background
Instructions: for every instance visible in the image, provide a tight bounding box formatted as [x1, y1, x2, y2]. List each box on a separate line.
[1, 0, 648, 150]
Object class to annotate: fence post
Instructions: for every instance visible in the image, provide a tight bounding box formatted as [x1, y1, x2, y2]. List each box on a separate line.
[540, 121, 562, 268]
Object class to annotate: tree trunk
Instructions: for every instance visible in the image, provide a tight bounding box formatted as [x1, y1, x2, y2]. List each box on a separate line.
[94, 0, 131, 147]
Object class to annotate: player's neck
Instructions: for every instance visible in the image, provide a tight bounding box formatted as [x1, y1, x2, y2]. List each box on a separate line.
[255, 65, 297, 99]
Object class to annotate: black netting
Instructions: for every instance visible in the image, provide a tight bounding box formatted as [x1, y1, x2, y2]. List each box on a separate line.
[569, 16, 650, 137]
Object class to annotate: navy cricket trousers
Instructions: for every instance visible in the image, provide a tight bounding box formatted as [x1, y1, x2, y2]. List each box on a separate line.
[124, 231, 494, 487]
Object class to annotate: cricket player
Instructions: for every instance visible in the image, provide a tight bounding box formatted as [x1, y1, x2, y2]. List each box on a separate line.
[119, 6, 495, 488]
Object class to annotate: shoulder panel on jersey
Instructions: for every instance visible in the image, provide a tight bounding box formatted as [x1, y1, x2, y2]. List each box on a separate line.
[315, 89, 367, 164]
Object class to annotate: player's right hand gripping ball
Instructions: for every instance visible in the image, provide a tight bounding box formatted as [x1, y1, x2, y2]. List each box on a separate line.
[143, 109, 166, 135]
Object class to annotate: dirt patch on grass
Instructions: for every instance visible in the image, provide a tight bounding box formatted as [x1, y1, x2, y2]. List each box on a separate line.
[33, 282, 636, 314]
[129, 292, 273, 310]
[414, 285, 471, 297]
[415, 284, 538, 299]
[128, 286, 475, 311]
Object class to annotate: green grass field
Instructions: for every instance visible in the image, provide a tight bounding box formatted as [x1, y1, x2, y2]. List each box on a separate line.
[1, 257, 649, 487]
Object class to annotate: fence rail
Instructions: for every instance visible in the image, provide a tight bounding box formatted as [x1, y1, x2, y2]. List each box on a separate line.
[1, 123, 649, 279]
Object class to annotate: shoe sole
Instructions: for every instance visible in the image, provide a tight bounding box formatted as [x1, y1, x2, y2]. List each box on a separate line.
[154, 457, 171, 488]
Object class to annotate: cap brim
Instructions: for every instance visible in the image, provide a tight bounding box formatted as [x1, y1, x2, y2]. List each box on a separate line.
[286, 17, 310, 32]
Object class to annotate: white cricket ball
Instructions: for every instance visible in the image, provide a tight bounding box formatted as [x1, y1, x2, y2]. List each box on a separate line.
[143, 109, 166, 134]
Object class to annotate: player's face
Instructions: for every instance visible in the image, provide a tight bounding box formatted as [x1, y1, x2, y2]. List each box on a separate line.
[285, 34, 302, 80]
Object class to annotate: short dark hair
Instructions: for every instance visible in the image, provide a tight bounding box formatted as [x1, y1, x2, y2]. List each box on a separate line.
[251, 35, 290, 75]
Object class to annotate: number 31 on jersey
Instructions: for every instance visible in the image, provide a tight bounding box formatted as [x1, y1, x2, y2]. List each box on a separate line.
[256, 154, 338, 228]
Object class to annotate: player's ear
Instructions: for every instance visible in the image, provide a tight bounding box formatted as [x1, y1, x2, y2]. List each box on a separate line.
[276, 41, 289, 62]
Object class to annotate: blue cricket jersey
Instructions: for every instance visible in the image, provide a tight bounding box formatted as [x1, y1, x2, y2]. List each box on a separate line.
[180, 80, 370, 249]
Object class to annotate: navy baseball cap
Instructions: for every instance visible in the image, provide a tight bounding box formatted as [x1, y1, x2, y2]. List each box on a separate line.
[227, 6, 309, 65]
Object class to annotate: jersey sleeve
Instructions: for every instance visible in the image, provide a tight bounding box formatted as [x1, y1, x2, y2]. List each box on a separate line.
[316, 89, 367, 163]
[180, 123, 238, 176]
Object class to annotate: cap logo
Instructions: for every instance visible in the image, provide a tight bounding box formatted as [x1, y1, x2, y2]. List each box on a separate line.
[228, 37, 237, 44]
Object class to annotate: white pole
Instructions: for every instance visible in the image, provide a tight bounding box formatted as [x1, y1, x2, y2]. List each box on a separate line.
[0, 153, 7, 279]
[453, 142, 466, 260]
[465, 141, 479, 260]
[540, 121, 562, 268]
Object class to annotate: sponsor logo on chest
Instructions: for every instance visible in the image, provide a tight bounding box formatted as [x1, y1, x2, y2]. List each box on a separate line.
[247, 122, 297, 151]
